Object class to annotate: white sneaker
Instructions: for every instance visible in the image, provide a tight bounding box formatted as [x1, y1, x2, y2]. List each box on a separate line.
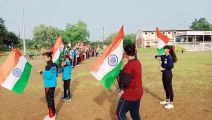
[44, 115, 56, 120]
[160, 100, 168, 105]
[164, 103, 174, 109]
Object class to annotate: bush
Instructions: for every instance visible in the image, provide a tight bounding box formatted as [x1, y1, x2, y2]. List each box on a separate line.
[175, 45, 186, 52]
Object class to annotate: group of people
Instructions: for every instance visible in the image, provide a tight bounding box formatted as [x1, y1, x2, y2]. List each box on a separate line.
[38, 44, 101, 120]
[38, 43, 177, 120]
[64, 45, 100, 67]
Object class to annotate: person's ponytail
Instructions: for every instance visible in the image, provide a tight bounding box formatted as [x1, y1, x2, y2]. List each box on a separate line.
[170, 48, 177, 63]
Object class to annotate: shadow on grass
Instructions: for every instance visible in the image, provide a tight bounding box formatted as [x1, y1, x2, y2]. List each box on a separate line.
[94, 90, 130, 120]
[143, 86, 163, 101]
[56, 99, 64, 115]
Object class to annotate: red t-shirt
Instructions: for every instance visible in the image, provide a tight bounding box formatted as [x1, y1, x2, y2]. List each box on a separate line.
[122, 59, 143, 101]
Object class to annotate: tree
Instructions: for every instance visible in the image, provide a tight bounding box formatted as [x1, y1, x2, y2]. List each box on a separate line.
[124, 33, 136, 47]
[33, 24, 63, 49]
[104, 33, 136, 46]
[0, 18, 7, 46]
[190, 18, 212, 31]
[64, 20, 90, 45]
[5, 32, 19, 44]
[104, 33, 117, 45]
[25, 39, 35, 50]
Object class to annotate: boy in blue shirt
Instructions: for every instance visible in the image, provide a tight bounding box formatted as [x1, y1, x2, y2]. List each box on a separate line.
[60, 55, 72, 101]
[39, 52, 58, 120]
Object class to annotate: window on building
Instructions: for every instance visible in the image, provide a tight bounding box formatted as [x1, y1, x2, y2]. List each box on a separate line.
[168, 32, 171, 34]
[163, 32, 165, 34]
[151, 32, 154, 34]
[174, 32, 177, 34]
[145, 33, 147, 35]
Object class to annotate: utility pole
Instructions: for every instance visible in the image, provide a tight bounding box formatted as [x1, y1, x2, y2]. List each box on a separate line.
[21, 0, 26, 55]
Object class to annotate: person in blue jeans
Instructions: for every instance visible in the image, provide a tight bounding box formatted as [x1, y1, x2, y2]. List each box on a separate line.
[60, 55, 72, 101]
[116, 44, 143, 120]
[39, 52, 58, 120]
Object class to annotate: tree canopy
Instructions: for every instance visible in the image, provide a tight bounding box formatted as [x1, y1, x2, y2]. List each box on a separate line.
[33, 24, 63, 49]
[64, 20, 90, 45]
[0, 18, 18, 49]
[190, 18, 212, 31]
[104, 32, 136, 46]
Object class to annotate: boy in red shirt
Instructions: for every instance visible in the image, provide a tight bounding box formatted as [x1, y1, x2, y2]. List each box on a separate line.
[116, 44, 143, 120]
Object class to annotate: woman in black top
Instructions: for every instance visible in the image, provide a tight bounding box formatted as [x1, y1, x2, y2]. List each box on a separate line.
[155, 45, 177, 109]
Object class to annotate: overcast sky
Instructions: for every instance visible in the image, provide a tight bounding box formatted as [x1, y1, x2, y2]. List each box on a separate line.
[1, 0, 212, 41]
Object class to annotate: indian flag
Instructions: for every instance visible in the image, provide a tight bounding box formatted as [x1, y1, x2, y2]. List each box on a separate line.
[51, 35, 64, 65]
[90, 26, 124, 90]
[156, 27, 170, 55]
[0, 48, 32, 94]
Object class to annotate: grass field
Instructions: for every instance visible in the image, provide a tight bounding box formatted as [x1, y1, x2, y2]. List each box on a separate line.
[0, 48, 212, 120]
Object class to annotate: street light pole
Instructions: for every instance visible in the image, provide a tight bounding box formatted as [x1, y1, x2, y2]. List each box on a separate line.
[21, 0, 26, 55]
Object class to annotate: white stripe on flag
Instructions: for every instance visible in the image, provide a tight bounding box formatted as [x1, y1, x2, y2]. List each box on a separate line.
[91, 40, 123, 80]
[158, 39, 166, 49]
[1, 56, 27, 90]
[52, 49, 60, 63]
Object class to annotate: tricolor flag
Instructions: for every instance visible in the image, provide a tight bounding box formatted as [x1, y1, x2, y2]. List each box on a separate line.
[156, 27, 170, 55]
[0, 49, 32, 94]
[51, 35, 64, 65]
[90, 26, 124, 90]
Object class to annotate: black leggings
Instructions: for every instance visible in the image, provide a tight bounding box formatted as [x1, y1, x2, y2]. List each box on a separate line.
[63, 80, 71, 99]
[162, 71, 174, 102]
[45, 87, 56, 117]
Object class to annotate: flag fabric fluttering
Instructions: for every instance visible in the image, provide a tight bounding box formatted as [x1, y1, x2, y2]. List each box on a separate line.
[90, 26, 124, 90]
[156, 27, 170, 55]
[0, 48, 32, 94]
[51, 35, 64, 65]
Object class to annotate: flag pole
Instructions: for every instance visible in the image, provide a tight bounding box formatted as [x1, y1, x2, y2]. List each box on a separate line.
[21, 0, 26, 55]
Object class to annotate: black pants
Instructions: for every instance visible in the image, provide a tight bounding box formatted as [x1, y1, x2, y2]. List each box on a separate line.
[117, 77, 124, 90]
[73, 56, 76, 66]
[77, 57, 80, 65]
[162, 71, 174, 102]
[116, 97, 141, 120]
[63, 80, 71, 99]
[45, 87, 56, 117]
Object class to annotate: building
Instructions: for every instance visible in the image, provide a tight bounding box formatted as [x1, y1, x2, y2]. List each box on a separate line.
[136, 29, 212, 51]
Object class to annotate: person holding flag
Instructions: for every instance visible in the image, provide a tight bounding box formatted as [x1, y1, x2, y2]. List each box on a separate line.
[60, 55, 72, 101]
[116, 43, 143, 120]
[90, 26, 143, 120]
[39, 52, 58, 120]
[155, 27, 178, 109]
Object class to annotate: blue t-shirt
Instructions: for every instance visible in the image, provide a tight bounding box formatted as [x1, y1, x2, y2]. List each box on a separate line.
[42, 61, 58, 88]
[60, 59, 72, 80]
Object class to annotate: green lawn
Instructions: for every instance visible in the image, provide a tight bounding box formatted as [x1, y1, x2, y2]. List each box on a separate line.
[138, 48, 212, 89]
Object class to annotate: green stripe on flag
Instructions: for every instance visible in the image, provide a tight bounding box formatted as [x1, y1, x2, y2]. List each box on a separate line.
[158, 48, 164, 55]
[55, 51, 63, 66]
[100, 61, 122, 90]
[12, 62, 32, 94]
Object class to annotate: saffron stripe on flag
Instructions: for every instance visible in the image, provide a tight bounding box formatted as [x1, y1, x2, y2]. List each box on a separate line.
[0, 49, 21, 85]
